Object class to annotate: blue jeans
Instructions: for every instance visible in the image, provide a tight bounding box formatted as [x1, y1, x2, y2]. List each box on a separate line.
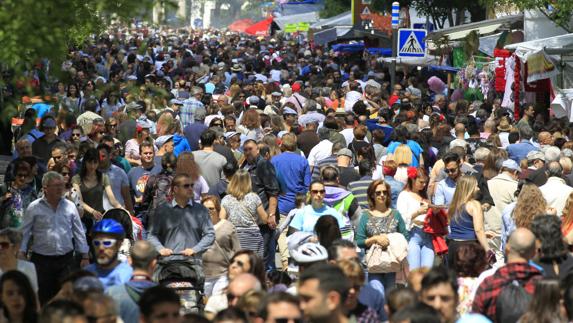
[367, 272, 396, 293]
[407, 227, 435, 270]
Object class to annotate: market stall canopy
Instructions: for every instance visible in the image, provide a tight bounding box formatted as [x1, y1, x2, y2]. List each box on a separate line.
[278, 0, 324, 16]
[505, 33, 573, 55]
[313, 27, 352, 45]
[228, 19, 255, 33]
[378, 55, 440, 66]
[426, 14, 523, 42]
[311, 11, 352, 29]
[274, 12, 319, 30]
[245, 18, 274, 36]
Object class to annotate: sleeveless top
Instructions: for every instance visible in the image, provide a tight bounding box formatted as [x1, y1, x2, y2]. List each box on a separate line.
[449, 204, 476, 241]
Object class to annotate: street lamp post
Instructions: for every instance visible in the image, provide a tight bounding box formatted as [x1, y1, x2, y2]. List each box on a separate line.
[390, 1, 399, 90]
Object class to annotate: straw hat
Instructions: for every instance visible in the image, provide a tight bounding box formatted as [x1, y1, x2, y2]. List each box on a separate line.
[497, 117, 512, 132]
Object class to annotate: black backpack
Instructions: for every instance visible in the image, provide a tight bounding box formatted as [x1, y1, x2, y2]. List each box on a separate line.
[495, 280, 532, 323]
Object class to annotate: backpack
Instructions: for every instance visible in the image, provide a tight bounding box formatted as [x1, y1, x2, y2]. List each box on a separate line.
[495, 280, 532, 323]
[145, 173, 174, 221]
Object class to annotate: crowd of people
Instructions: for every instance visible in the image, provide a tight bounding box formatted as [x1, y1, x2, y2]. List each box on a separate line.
[3, 24, 573, 323]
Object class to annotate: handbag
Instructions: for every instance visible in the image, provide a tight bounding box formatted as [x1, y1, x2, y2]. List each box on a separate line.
[365, 232, 408, 274]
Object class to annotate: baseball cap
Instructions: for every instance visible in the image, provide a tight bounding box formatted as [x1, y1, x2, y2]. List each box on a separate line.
[224, 131, 240, 140]
[502, 159, 521, 172]
[526, 150, 545, 162]
[337, 148, 353, 158]
[155, 135, 174, 149]
[169, 98, 183, 105]
[282, 107, 297, 115]
[125, 102, 143, 112]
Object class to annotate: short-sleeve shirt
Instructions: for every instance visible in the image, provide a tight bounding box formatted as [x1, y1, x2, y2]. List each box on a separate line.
[290, 205, 346, 233]
[221, 193, 262, 228]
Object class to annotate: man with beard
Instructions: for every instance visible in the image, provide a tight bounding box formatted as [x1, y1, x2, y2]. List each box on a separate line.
[298, 263, 351, 323]
[85, 219, 133, 290]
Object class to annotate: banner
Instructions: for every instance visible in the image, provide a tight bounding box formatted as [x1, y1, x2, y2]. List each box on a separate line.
[525, 49, 558, 83]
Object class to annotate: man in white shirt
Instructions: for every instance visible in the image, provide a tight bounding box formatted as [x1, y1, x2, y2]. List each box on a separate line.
[540, 161, 573, 215]
[307, 128, 333, 167]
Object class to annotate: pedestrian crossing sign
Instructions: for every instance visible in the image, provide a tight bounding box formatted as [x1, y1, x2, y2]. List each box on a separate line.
[398, 29, 427, 58]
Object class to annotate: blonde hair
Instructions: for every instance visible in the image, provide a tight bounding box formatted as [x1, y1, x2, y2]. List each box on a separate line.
[227, 169, 252, 200]
[514, 183, 547, 228]
[448, 175, 478, 221]
[393, 144, 413, 165]
[337, 259, 365, 286]
[562, 192, 573, 231]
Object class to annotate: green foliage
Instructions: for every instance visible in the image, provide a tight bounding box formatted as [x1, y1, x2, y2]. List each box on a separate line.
[479, 0, 572, 31]
[0, 0, 156, 76]
[320, 0, 351, 18]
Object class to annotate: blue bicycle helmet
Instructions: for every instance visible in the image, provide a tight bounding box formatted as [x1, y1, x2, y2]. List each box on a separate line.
[92, 219, 125, 239]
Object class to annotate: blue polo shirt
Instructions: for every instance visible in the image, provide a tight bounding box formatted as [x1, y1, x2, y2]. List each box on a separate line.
[271, 152, 311, 215]
[507, 140, 539, 164]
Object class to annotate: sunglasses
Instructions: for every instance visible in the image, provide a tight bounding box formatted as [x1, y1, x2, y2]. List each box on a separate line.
[275, 319, 303, 323]
[61, 172, 70, 176]
[72, 133, 81, 137]
[180, 183, 193, 189]
[311, 189, 325, 195]
[444, 168, 458, 174]
[232, 259, 245, 268]
[0, 242, 12, 250]
[92, 238, 117, 248]
[375, 190, 387, 196]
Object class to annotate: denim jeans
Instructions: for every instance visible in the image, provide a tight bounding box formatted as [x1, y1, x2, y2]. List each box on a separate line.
[407, 227, 435, 270]
[367, 272, 396, 293]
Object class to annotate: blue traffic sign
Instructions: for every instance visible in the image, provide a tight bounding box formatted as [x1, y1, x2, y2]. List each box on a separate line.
[398, 29, 427, 58]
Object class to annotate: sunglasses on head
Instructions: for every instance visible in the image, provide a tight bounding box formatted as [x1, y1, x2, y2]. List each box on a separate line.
[92, 238, 117, 248]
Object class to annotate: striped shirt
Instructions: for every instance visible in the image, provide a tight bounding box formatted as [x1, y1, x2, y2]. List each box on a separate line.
[348, 176, 372, 210]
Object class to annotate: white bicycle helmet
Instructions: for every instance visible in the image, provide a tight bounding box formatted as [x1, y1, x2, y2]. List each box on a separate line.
[291, 242, 328, 264]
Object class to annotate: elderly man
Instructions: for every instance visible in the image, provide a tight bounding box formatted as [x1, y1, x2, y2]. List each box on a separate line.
[5, 138, 42, 185]
[540, 161, 573, 215]
[20, 171, 89, 304]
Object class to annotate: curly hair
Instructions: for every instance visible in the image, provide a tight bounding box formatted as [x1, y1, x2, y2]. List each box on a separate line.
[453, 242, 487, 277]
[531, 215, 568, 261]
[513, 184, 547, 228]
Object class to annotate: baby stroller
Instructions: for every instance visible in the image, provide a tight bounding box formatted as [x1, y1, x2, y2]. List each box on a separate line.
[156, 256, 205, 314]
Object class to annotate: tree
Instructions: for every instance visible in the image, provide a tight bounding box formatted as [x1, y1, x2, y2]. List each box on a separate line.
[0, 0, 156, 84]
[479, 0, 572, 31]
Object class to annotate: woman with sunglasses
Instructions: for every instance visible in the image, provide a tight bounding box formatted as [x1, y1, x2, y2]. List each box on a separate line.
[397, 167, 433, 270]
[72, 148, 122, 223]
[221, 170, 269, 258]
[0, 270, 38, 323]
[104, 117, 119, 138]
[288, 181, 346, 237]
[0, 229, 38, 293]
[355, 179, 408, 292]
[447, 175, 491, 268]
[202, 195, 240, 297]
[0, 161, 37, 229]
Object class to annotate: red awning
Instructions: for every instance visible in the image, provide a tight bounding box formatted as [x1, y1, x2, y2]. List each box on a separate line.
[228, 19, 255, 33]
[245, 18, 273, 37]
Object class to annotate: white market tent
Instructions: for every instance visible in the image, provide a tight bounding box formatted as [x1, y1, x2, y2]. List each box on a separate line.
[274, 11, 320, 30]
[505, 33, 573, 88]
[311, 11, 351, 29]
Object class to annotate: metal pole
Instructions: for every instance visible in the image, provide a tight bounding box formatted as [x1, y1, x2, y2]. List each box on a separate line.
[391, 2, 399, 90]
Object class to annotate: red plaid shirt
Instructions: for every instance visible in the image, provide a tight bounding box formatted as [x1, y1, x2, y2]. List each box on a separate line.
[472, 262, 542, 322]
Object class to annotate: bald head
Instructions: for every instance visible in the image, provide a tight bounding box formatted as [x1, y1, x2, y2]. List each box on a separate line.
[538, 131, 553, 145]
[454, 123, 465, 136]
[228, 273, 262, 306]
[507, 228, 536, 261]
